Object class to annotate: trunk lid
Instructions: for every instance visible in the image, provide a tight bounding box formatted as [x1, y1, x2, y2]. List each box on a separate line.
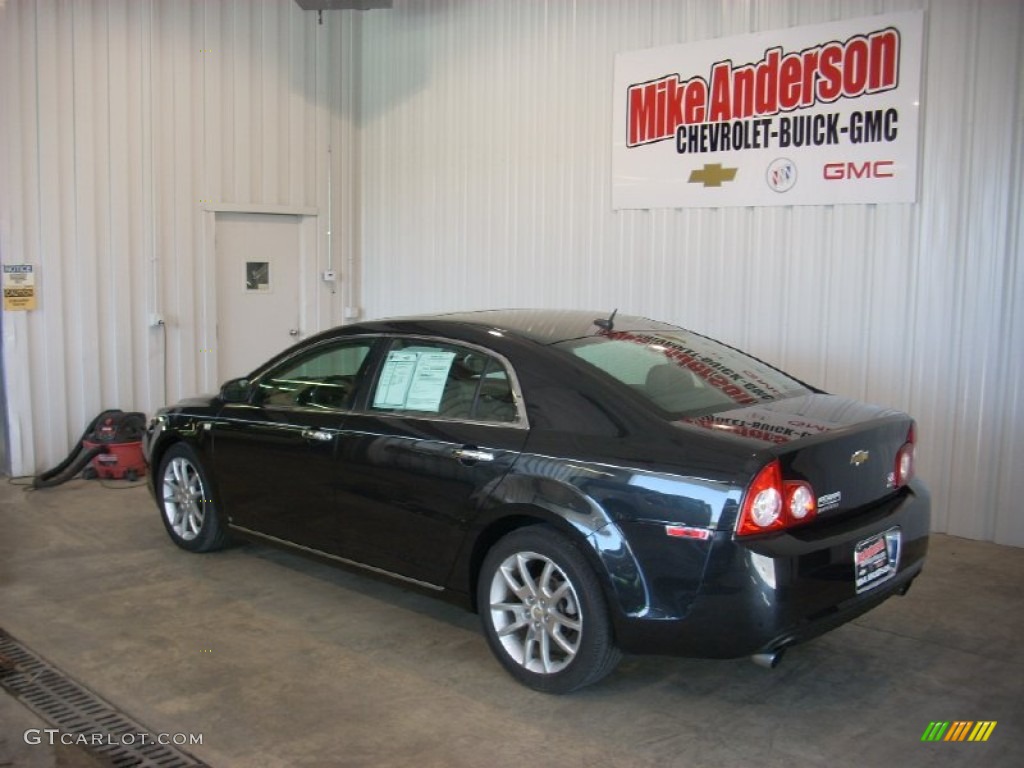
[679, 393, 913, 516]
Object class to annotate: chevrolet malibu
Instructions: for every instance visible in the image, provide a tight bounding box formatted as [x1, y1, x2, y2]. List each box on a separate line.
[145, 309, 929, 693]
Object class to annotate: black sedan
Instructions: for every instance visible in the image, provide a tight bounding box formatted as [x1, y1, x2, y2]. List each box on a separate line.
[145, 309, 929, 693]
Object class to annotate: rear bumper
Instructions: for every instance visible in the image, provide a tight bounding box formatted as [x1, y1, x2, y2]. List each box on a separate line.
[613, 480, 930, 657]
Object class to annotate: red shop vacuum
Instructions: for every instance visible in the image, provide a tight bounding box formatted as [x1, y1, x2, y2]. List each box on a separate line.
[33, 410, 148, 488]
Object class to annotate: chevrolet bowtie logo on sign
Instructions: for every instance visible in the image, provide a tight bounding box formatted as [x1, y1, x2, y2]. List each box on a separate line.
[921, 721, 997, 742]
[688, 163, 737, 187]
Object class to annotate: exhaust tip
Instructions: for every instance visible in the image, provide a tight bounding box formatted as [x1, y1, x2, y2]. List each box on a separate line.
[751, 649, 785, 669]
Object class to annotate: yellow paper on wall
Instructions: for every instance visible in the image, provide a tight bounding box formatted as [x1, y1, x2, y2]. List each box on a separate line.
[3, 264, 37, 311]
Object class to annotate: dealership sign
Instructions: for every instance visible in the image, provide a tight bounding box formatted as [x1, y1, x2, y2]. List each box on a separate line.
[612, 11, 923, 208]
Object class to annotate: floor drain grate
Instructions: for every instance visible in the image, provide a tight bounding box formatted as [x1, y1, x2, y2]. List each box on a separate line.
[0, 629, 208, 768]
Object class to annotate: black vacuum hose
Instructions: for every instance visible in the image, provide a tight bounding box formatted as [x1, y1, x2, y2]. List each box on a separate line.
[31, 445, 107, 489]
[31, 409, 123, 489]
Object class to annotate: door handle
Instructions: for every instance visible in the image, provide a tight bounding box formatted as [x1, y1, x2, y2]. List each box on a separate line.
[453, 447, 494, 463]
[289, 328, 300, 336]
[302, 428, 333, 442]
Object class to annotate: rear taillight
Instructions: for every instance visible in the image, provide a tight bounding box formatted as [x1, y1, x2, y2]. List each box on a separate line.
[786, 482, 815, 519]
[894, 423, 916, 488]
[736, 460, 817, 536]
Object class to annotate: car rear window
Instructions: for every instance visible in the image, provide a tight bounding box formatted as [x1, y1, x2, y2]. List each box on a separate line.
[558, 331, 811, 417]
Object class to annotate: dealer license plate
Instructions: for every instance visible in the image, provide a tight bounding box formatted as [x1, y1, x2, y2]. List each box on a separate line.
[854, 527, 901, 593]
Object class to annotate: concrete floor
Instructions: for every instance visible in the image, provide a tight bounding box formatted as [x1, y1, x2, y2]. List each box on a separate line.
[0, 478, 1021, 768]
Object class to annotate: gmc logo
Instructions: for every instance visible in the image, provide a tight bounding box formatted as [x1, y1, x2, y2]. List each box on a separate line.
[823, 160, 895, 180]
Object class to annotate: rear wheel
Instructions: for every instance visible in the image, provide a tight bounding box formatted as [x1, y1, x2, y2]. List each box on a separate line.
[157, 443, 228, 552]
[478, 526, 621, 693]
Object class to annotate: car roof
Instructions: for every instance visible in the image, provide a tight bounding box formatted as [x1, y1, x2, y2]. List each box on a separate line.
[374, 309, 685, 345]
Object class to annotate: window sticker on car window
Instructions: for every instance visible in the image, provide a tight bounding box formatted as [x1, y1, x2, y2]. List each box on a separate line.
[373, 349, 456, 412]
[374, 351, 418, 407]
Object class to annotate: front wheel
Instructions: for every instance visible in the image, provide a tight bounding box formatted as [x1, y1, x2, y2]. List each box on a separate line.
[157, 443, 228, 553]
[478, 526, 621, 693]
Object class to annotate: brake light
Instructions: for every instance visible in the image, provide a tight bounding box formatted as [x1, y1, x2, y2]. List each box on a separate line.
[786, 482, 815, 519]
[894, 423, 916, 488]
[736, 460, 817, 536]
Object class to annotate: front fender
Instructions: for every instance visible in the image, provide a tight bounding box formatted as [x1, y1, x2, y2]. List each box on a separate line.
[144, 414, 213, 499]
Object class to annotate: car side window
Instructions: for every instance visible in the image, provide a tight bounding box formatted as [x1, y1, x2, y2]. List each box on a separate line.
[370, 339, 519, 423]
[257, 339, 374, 410]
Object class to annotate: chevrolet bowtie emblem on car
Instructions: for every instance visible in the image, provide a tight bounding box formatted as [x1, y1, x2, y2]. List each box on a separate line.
[850, 450, 870, 466]
[688, 163, 738, 188]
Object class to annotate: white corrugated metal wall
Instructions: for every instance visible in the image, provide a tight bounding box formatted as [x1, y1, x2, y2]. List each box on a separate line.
[0, 0, 360, 475]
[1, 0, 1022, 546]
[358, 0, 1023, 546]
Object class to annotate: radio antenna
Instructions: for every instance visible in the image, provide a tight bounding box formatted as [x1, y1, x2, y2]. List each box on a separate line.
[594, 308, 618, 332]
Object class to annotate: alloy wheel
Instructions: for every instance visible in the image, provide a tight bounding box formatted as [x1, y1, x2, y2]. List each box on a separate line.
[161, 456, 207, 541]
[487, 550, 583, 674]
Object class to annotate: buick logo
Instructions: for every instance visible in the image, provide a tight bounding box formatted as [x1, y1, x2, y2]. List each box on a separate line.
[766, 158, 797, 193]
[850, 450, 870, 467]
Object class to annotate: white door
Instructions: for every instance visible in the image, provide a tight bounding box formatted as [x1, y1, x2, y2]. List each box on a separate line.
[215, 213, 302, 381]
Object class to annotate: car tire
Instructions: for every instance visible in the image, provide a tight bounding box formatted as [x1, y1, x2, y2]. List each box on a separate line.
[478, 525, 622, 693]
[157, 442, 228, 553]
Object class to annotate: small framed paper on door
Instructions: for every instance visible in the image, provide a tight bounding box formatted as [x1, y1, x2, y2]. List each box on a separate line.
[245, 261, 271, 292]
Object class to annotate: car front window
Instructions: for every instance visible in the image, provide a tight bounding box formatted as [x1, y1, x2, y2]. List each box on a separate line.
[256, 340, 374, 410]
[560, 330, 810, 417]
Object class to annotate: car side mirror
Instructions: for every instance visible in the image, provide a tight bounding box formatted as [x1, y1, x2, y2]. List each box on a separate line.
[220, 377, 253, 404]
